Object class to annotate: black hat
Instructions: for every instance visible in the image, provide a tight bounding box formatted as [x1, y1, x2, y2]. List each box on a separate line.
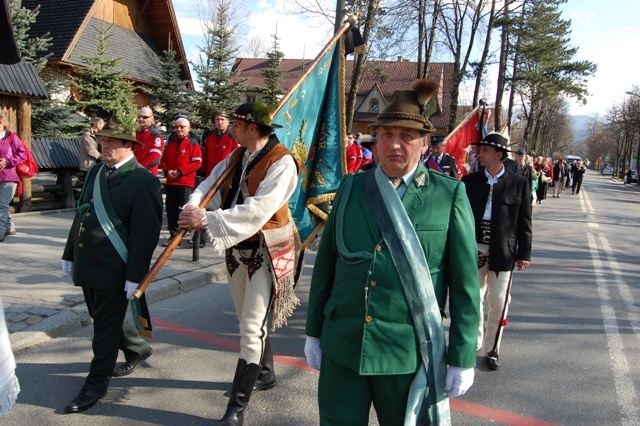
[430, 136, 445, 146]
[232, 100, 282, 129]
[472, 132, 512, 153]
[516, 150, 526, 156]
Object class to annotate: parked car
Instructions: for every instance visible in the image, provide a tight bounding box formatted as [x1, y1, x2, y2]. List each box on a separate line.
[602, 166, 614, 176]
[630, 170, 638, 183]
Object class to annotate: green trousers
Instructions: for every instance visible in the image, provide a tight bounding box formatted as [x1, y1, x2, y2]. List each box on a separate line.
[318, 357, 416, 426]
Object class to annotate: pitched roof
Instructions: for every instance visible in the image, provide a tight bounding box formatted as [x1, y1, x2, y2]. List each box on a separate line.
[22, 0, 94, 59]
[68, 17, 164, 83]
[0, 61, 48, 98]
[21, 0, 191, 86]
[231, 58, 454, 131]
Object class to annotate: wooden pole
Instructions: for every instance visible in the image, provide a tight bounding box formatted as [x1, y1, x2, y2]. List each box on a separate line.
[132, 157, 238, 299]
[17, 96, 32, 213]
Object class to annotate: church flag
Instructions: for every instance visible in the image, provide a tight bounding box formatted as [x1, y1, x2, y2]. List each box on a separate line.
[443, 106, 483, 177]
[272, 19, 362, 249]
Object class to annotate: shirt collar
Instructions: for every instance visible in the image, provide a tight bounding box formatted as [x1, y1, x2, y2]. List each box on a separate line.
[484, 165, 505, 185]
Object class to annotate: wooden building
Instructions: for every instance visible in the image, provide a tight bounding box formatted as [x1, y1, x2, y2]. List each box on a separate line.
[231, 57, 455, 136]
[21, 0, 192, 104]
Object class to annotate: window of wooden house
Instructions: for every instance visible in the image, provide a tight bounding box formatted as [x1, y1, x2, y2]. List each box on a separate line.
[370, 98, 379, 112]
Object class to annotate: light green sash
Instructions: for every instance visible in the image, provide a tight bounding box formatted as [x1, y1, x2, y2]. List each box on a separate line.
[364, 166, 450, 425]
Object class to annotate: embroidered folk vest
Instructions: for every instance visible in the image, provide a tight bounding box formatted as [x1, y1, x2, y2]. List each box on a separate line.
[222, 144, 296, 241]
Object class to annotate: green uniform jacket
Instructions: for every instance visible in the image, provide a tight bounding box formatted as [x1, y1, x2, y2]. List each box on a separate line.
[305, 165, 480, 374]
[62, 157, 163, 291]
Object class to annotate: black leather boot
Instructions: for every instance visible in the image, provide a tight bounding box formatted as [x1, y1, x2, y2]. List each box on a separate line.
[217, 359, 261, 426]
[254, 336, 276, 391]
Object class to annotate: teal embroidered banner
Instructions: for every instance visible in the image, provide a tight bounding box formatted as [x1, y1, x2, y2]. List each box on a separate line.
[272, 36, 346, 249]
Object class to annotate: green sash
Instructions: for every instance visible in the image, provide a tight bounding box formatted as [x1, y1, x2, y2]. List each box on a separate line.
[92, 164, 153, 338]
[364, 166, 450, 425]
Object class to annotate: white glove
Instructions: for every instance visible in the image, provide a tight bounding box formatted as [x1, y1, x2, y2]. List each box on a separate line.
[445, 366, 475, 398]
[125, 281, 138, 300]
[61, 260, 73, 277]
[304, 336, 323, 371]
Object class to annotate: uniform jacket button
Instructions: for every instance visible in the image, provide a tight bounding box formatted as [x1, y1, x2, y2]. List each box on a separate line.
[78, 243, 83, 247]
[365, 315, 373, 323]
[370, 280, 377, 286]
[375, 245, 382, 252]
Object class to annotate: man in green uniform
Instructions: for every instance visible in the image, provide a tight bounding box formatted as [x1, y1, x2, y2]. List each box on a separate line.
[305, 79, 480, 425]
[61, 116, 162, 413]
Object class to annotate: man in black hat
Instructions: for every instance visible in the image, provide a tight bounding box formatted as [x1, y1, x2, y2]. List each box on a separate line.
[424, 136, 459, 178]
[461, 132, 532, 371]
[61, 115, 162, 413]
[178, 100, 299, 426]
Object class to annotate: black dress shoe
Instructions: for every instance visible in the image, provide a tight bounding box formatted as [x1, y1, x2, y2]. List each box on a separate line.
[253, 372, 276, 391]
[112, 348, 153, 377]
[484, 353, 500, 370]
[65, 389, 106, 413]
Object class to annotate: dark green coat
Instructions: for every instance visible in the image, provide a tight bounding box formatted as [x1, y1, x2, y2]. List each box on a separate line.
[305, 165, 480, 374]
[62, 157, 162, 291]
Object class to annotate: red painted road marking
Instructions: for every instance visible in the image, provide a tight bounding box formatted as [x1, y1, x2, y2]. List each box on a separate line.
[154, 318, 560, 426]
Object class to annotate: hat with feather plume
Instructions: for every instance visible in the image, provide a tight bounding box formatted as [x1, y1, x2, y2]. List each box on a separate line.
[369, 79, 439, 132]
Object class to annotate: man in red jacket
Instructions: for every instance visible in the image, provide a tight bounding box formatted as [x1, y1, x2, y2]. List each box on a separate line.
[134, 106, 164, 176]
[200, 111, 238, 177]
[160, 117, 202, 245]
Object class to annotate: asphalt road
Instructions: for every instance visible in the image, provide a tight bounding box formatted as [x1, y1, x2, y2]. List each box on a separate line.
[3, 171, 639, 425]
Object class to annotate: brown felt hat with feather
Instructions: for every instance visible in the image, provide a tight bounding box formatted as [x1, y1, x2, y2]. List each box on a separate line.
[369, 79, 438, 132]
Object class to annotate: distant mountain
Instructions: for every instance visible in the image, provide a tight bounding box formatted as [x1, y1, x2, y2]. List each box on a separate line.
[571, 115, 590, 144]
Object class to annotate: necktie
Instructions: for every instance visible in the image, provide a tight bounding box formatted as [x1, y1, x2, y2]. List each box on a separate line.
[390, 177, 403, 189]
[106, 165, 116, 176]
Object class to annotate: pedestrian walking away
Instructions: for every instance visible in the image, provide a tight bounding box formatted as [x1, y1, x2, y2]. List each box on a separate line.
[305, 79, 480, 425]
[61, 115, 162, 413]
[572, 160, 587, 194]
[461, 132, 532, 371]
[178, 100, 299, 426]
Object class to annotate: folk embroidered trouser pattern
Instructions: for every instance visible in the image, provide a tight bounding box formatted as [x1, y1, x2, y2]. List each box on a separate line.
[226, 247, 273, 365]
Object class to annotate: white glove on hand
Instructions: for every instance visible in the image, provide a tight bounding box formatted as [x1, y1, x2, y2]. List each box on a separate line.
[61, 260, 73, 277]
[445, 366, 475, 398]
[125, 281, 138, 300]
[304, 336, 323, 371]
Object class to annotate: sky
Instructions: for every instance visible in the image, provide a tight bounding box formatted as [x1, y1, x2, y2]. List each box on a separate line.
[172, 0, 640, 119]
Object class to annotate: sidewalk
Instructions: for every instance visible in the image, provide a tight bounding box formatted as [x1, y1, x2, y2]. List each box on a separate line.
[2, 208, 227, 352]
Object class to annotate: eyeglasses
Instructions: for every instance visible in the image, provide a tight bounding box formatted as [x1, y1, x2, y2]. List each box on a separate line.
[137, 115, 151, 119]
[174, 125, 188, 129]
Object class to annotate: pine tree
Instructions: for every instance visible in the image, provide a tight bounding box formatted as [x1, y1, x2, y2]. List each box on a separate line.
[143, 46, 194, 129]
[9, 0, 51, 70]
[72, 21, 137, 120]
[257, 32, 286, 107]
[10, 1, 75, 136]
[191, 0, 246, 128]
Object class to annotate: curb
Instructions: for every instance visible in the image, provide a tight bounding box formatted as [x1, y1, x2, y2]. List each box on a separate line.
[9, 262, 228, 352]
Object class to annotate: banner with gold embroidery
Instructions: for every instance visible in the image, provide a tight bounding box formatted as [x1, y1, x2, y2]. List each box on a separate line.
[272, 24, 355, 249]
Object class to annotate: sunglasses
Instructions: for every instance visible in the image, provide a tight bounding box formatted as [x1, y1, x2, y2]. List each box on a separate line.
[137, 115, 151, 119]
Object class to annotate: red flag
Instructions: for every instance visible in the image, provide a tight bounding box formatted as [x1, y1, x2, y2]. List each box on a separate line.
[444, 106, 482, 177]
